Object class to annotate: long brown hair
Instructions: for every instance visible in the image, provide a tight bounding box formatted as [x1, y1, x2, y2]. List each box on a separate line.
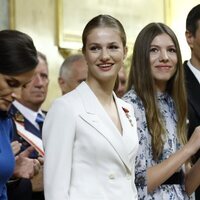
[127, 23, 187, 160]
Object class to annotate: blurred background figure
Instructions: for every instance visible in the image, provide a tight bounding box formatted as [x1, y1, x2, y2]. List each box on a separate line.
[184, 4, 200, 199]
[7, 51, 49, 200]
[114, 64, 127, 98]
[58, 54, 88, 95]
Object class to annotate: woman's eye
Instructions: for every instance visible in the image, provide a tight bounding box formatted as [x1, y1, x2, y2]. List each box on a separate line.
[109, 45, 119, 50]
[90, 46, 100, 51]
[7, 80, 20, 88]
[150, 48, 158, 53]
[168, 48, 176, 53]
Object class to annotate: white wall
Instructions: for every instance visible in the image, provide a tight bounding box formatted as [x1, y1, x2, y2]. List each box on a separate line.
[169, 0, 199, 60]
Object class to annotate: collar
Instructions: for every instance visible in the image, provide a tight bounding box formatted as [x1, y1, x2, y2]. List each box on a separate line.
[13, 101, 44, 129]
[187, 60, 200, 84]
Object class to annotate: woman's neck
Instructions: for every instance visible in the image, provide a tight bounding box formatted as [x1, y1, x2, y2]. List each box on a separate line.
[86, 79, 114, 106]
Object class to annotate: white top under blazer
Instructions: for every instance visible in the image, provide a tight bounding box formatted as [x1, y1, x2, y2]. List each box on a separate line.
[43, 82, 139, 200]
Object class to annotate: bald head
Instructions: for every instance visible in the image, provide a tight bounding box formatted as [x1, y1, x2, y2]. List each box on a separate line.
[58, 54, 88, 95]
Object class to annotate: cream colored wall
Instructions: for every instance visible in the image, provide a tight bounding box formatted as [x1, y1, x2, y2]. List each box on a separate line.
[13, 0, 64, 110]
[12, 0, 199, 110]
[167, 0, 200, 60]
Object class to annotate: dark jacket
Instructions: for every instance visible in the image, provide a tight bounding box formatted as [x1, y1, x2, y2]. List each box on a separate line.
[184, 61, 200, 141]
[184, 61, 200, 199]
[7, 104, 45, 200]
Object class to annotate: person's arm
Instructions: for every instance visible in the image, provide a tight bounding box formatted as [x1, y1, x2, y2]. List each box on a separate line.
[43, 98, 76, 200]
[147, 126, 200, 193]
[185, 154, 200, 194]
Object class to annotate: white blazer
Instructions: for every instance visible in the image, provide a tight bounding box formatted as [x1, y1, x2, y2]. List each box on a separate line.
[43, 82, 138, 200]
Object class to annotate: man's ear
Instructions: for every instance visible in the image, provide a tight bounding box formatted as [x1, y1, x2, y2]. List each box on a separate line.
[185, 30, 194, 49]
[58, 77, 64, 86]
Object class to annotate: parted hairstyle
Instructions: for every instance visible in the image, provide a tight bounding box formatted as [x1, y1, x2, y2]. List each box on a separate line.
[127, 23, 187, 160]
[0, 30, 38, 75]
[82, 14, 127, 52]
[186, 4, 200, 36]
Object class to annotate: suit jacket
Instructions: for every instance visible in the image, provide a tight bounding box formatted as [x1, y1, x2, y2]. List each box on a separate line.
[184, 61, 200, 199]
[7, 104, 45, 200]
[184, 61, 200, 145]
[9, 104, 43, 158]
[43, 82, 139, 200]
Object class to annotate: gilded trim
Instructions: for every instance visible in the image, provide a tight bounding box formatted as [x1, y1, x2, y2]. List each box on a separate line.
[9, 0, 15, 29]
[164, 0, 172, 25]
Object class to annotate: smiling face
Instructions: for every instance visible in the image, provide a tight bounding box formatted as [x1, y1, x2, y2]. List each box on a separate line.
[84, 27, 127, 86]
[150, 33, 177, 92]
[0, 69, 35, 111]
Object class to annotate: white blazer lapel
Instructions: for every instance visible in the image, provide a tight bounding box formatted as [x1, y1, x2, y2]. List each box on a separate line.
[76, 82, 133, 172]
[114, 93, 138, 162]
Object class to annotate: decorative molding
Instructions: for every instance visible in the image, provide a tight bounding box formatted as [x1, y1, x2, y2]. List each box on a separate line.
[57, 0, 166, 55]
[9, 0, 15, 29]
[164, 0, 172, 25]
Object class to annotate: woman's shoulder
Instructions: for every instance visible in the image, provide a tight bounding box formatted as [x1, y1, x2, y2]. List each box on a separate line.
[123, 88, 143, 108]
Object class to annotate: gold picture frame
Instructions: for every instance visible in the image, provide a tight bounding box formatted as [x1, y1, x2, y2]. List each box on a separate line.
[0, 0, 15, 30]
[57, 0, 170, 56]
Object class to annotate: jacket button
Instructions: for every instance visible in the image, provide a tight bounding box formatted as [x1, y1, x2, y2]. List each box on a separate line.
[109, 174, 115, 180]
[126, 174, 131, 180]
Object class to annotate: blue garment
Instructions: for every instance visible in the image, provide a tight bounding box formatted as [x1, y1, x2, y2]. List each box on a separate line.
[0, 111, 15, 200]
[123, 88, 193, 200]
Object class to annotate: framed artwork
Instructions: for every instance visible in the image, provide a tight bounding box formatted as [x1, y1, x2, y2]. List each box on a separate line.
[57, 0, 168, 53]
[0, 0, 9, 30]
[0, 0, 15, 30]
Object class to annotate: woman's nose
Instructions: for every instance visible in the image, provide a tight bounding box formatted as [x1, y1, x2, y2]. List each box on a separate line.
[100, 49, 110, 61]
[159, 50, 169, 62]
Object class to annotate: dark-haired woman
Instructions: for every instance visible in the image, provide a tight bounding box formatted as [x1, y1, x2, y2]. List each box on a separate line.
[0, 30, 38, 200]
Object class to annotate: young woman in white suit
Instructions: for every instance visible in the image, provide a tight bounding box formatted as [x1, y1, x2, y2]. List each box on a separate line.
[43, 15, 139, 200]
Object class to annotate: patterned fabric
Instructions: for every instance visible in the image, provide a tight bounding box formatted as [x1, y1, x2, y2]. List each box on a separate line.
[123, 88, 193, 200]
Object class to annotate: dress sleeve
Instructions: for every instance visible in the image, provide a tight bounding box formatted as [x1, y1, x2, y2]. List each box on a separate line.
[9, 118, 15, 141]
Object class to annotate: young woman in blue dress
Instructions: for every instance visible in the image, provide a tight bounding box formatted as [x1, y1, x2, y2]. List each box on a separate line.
[0, 30, 38, 200]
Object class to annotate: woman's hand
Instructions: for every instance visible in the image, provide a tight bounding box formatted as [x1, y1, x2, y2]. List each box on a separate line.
[13, 146, 41, 179]
[185, 126, 200, 156]
[11, 141, 22, 155]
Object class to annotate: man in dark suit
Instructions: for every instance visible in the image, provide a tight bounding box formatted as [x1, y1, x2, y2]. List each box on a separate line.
[7, 51, 49, 200]
[184, 4, 200, 199]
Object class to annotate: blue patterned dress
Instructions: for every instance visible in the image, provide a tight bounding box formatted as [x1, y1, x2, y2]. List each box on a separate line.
[123, 88, 193, 200]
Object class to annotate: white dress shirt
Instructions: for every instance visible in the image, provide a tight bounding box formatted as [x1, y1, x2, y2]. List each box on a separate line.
[13, 100, 45, 130]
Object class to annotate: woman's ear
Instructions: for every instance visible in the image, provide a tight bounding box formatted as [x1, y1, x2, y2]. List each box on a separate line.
[123, 46, 128, 60]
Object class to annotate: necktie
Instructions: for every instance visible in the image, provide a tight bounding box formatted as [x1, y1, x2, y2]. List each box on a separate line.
[35, 113, 44, 131]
